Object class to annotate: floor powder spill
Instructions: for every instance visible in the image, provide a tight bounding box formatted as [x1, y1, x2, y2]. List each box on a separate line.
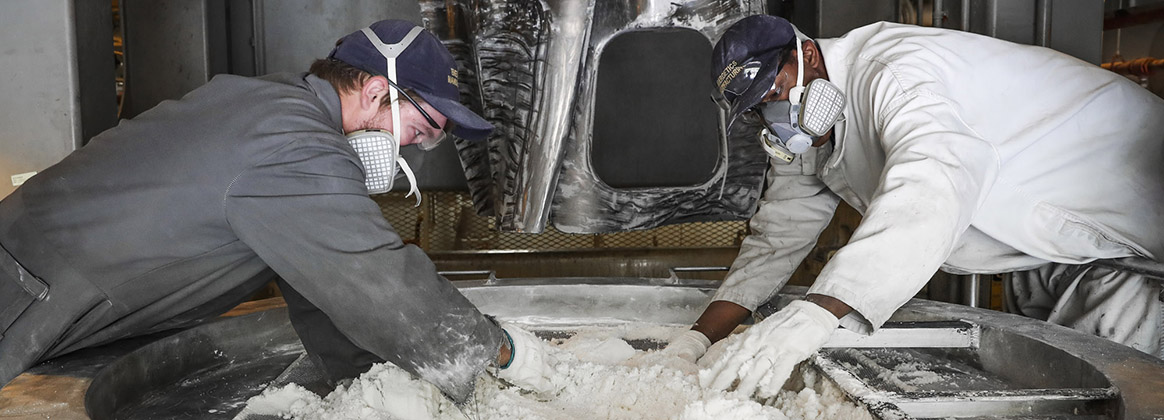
[241, 324, 874, 420]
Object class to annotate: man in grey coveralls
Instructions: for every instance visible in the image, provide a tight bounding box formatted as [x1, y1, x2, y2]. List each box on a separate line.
[0, 20, 555, 402]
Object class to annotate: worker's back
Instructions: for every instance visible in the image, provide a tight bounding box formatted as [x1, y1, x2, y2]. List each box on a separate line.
[818, 22, 1164, 270]
[0, 72, 358, 354]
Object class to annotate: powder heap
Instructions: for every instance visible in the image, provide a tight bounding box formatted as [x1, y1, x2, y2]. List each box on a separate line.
[240, 324, 874, 420]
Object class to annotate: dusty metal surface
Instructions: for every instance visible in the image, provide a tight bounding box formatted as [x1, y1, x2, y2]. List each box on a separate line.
[84, 309, 303, 419]
[422, 0, 769, 233]
[4, 280, 1163, 419]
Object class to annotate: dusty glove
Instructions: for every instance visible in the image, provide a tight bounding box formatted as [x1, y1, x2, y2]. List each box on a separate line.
[699, 300, 839, 399]
[496, 325, 560, 394]
[661, 330, 712, 363]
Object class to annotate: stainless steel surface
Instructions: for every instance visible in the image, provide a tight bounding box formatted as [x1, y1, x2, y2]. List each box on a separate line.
[8, 278, 1149, 419]
[819, 351, 1117, 419]
[551, 4, 772, 233]
[967, 273, 981, 308]
[962, 0, 972, 30]
[418, 0, 593, 229]
[933, 0, 945, 28]
[822, 321, 979, 348]
[84, 309, 303, 419]
[430, 248, 740, 279]
[426, 0, 769, 233]
[510, 0, 593, 233]
[0, 0, 117, 199]
[432, 280, 1164, 418]
[1035, 0, 1053, 46]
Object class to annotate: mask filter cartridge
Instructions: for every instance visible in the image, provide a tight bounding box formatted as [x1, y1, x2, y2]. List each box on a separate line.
[346, 129, 421, 205]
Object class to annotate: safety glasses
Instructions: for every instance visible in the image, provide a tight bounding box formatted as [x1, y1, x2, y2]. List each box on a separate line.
[383, 78, 448, 151]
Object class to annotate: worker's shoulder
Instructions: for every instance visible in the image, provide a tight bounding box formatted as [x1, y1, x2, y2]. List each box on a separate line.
[835, 23, 1008, 94]
[198, 74, 354, 169]
[201, 73, 322, 105]
[206, 73, 343, 143]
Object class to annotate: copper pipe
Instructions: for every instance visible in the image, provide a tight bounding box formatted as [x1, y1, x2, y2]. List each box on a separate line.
[1102, 57, 1164, 78]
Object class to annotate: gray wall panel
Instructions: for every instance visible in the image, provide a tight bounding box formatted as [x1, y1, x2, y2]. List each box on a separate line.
[121, 0, 228, 118]
[0, 0, 116, 198]
[254, 1, 423, 75]
[1050, 0, 1103, 64]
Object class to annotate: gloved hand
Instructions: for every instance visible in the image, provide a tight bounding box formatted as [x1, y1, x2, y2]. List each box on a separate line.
[699, 300, 839, 399]
[496, 325, 560, 394]
[661, 330, 712, 363]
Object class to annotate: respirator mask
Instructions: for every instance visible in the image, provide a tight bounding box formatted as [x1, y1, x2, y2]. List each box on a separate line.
[345, 26, 447, 206]
[346, 129, 423, 203]
[754, 33, 845, 163]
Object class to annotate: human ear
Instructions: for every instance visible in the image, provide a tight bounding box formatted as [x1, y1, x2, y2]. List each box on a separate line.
[803, 41, 823, 71]
[802, 42, 816, 66]
[361, 76, 390, 111]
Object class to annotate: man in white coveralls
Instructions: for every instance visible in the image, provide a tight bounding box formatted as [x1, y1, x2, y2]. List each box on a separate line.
[663, 15, 1164, 398]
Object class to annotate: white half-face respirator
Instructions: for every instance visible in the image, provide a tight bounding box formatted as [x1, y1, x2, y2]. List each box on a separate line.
[755, 31, 846, 163]
[346, 129, 421, 202]
[344, 26, 431, 206]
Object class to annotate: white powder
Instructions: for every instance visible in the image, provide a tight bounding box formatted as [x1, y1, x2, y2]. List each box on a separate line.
[241, 324, 873, 420]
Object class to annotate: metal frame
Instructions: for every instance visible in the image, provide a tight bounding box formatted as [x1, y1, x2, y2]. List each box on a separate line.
[65, 280, 1164, 419]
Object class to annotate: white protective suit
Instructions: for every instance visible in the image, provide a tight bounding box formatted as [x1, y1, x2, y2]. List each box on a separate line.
[713, 22, 1164, 346]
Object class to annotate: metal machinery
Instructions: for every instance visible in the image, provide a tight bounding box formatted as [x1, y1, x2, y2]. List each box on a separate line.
[3, 2, 1161, 419]
[432, 0, 1103, 234]
[38, 279, 1164, 419]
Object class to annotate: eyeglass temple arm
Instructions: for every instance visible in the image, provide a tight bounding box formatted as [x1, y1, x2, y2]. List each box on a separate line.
[383, 78, 442, 130]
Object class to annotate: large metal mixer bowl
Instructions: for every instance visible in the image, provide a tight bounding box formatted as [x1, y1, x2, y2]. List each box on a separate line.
[81, 278, 1164, 419]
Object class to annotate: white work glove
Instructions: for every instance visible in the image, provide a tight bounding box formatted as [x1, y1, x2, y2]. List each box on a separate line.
[661, 330, 712, 363]
[496, 325, 560, 394]
[699, 300, 839, 399]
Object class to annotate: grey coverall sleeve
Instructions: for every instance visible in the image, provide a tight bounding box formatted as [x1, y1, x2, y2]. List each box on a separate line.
[222, 140, 502, 403]
[713, 154, 841, 311]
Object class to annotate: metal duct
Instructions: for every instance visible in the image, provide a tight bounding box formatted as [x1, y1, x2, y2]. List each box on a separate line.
[425, 0, 768, 233]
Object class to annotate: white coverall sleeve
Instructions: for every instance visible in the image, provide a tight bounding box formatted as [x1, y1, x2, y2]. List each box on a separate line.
[713, 154, 841, 311]
[809, 91, 1000, 333]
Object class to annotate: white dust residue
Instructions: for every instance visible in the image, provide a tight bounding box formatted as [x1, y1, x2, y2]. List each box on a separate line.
[242, 324, 874, 420]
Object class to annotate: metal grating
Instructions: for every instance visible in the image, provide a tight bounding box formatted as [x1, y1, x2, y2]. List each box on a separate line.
[373, 192, 749, 251]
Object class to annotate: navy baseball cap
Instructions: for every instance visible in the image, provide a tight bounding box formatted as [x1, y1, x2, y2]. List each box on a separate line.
[328, 20, 493, 141]
[711, 15, 800, 130]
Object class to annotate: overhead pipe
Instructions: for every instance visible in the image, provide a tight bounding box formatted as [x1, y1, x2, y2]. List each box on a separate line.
[1101, 57, 1164, 78]
[1034, 0, 1051, 47]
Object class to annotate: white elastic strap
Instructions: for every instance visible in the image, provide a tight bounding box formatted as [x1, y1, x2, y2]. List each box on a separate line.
[397, 157, 422, 207]
[388, 57, 402, 140]
[359, 26, 425, 143]
[789, 37, 805, 105]
[360, 27, 424, 60]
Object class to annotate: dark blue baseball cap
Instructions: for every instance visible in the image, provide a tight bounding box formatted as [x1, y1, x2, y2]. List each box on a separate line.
[328, 20, 493, 141]
[711, 15, 800, 130]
